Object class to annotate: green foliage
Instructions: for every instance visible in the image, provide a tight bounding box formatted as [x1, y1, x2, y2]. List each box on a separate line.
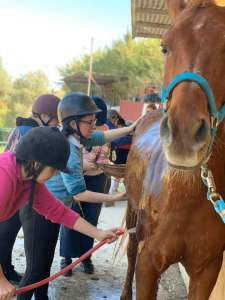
[0, 58, 50, 127]
[59, 32, 164, 105]
[5, 71, 49, 126]
[0, 58, 12, 127]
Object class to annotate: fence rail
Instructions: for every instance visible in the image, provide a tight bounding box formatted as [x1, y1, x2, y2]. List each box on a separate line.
[0, 128, 12, 146]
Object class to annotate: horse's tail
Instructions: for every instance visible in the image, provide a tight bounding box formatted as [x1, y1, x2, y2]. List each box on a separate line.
[113, 203, 137, 263]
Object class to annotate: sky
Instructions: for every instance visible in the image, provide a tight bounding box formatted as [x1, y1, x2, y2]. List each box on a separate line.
[0, 0, 131, 87]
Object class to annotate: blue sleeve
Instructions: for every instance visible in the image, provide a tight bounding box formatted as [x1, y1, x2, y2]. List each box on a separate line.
[111, 134, 132, 146]
[83, 131, 105, 147]
[60, 144, 86, 196]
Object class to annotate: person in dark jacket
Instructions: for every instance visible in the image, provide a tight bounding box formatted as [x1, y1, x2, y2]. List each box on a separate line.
[110, 117, 132, 164]
[109, 116, 132, 194]
[106, 109, 120, 129]
[0, 94, 60, 286]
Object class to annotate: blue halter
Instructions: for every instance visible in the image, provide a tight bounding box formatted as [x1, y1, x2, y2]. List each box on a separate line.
[161, 72, 225, 223]
[161, 72, 225, 125]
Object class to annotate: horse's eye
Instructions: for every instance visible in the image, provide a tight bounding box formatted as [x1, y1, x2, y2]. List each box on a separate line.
[161, 45, 169, 55]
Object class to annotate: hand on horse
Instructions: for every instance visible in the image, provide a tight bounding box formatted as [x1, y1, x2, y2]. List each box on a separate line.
[128, 116, 143, 133]
[112, 191, 127, 202]
[0, 275, 16, 300]
[96, 227, 121, 243]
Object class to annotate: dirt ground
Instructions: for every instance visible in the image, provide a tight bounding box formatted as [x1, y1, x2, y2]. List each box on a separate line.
[13, 202, 187, 300]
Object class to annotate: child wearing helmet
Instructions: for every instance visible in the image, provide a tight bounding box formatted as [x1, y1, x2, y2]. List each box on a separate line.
[51, 92, 138, 275]
[0, 94, 60, 286]
[14, 92, 138, 299]
[0, 127, 118, 300]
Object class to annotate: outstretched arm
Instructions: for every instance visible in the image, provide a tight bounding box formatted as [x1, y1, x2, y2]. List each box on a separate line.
[104, 117, 141, 143]
[74, 190, 126, 203]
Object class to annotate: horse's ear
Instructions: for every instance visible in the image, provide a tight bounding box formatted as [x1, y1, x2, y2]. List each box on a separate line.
[166, 0, 187, 22]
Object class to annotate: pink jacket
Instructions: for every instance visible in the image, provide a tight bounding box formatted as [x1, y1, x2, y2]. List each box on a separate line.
[0, 152, 80, 229]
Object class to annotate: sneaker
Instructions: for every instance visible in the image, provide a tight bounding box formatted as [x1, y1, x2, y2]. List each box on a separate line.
[82, 259, 94, 274]
[4, 269, 23, 284]
[60, 258, 72, 277]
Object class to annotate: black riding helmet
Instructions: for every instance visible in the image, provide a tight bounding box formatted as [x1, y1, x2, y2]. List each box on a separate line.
[58, 92, 101, 122]
[58, 92, 101, 140]
[16, 127, 71, 174]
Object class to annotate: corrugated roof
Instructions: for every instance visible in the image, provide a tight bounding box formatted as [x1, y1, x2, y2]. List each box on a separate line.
[131, 0, 170, 38]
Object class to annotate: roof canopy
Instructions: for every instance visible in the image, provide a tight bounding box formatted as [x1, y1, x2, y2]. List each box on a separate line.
[131, 0, 170, 38]
[64, 72, 128, 87]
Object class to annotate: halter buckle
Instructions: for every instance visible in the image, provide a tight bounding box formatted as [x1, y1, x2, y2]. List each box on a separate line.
[211, 116, 219, 129]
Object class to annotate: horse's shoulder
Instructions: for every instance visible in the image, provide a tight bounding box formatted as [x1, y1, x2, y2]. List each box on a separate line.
[126, 111, 167, 210]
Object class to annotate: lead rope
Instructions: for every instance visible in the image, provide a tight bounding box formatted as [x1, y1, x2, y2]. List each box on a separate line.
[16, 229, 124, 295]
[201, 166, 225, 223]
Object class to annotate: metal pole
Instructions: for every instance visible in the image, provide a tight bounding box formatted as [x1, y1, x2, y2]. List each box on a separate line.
[87, 37, 94, 96]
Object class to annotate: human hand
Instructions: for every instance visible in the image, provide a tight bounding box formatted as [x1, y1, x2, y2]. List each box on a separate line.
[83, 161, 98, 172]
[112, 192, 127, 202]
[0, 276, 16, 300]
[128, 116, 143, 133]
[96, 228, 122, 243]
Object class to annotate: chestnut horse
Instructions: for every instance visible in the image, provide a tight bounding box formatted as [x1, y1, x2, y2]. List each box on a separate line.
[121, 1, 225, 299]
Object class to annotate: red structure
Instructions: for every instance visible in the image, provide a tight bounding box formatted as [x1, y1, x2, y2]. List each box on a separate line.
[119, 100, 144, 121]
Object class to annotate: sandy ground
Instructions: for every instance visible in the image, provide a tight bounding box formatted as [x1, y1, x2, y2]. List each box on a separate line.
[13, 202, 187, 300]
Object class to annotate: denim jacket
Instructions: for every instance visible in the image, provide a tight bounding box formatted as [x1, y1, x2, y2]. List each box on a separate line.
[46, 131, 105, 205]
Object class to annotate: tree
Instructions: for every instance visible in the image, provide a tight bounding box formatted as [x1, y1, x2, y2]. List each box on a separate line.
[0, 58, 12, 127]
[5, 71, 49, 126]
[59, 32, 164, 105]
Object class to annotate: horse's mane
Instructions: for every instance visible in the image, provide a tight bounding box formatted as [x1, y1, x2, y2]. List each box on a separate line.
[187, 0, 216, 8]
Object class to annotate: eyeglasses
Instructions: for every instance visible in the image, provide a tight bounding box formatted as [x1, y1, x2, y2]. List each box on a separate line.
[79, 119, 97, 126]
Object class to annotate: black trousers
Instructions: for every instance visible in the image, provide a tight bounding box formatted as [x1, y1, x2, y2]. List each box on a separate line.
[0, 212, 21, 270]
[17, 205, 60, 300]
[60, 173, 107, 258]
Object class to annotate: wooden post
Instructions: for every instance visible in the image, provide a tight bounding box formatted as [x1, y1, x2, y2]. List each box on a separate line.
[87, 37, 94, 96]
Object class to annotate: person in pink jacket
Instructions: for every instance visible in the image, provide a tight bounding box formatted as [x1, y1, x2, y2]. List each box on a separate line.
[0, 126, 118, 300]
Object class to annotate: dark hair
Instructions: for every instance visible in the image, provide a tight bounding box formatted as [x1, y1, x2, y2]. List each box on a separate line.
[61, 115, 88, 140]
[16, 159, 46, 178]
[144, 92, 161, 103]
[116, 117, 126, 127]
[92, 96, 107, 126]
[61, 117, 77, 138]
[146, 103, 157, 110]
[16, 158, 46, 212]
[107, 109, 119, 121]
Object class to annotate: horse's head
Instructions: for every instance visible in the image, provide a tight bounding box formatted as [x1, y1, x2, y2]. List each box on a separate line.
[160, 0, 225, 169]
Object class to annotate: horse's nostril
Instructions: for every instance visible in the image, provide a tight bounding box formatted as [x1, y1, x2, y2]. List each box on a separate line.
[194, 119, 209, 144]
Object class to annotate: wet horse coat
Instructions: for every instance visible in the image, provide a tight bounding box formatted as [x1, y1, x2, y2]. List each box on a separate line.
[121, 1, 225, 299]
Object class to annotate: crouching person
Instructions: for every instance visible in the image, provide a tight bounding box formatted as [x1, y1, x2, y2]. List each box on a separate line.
[0, 127, 118, 300]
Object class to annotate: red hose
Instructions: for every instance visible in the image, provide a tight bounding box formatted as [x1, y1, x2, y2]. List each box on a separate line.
[15, 229, 124, 295]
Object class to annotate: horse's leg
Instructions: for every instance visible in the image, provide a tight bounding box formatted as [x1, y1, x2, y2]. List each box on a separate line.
[188, 255, 223, 300]
[120, 207, 137, 300]
[135, 229, 184, 300]
[135, 242, 162, 300]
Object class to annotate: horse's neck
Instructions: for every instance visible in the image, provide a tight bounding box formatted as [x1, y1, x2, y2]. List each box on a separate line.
[208, 124, 225, 193]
